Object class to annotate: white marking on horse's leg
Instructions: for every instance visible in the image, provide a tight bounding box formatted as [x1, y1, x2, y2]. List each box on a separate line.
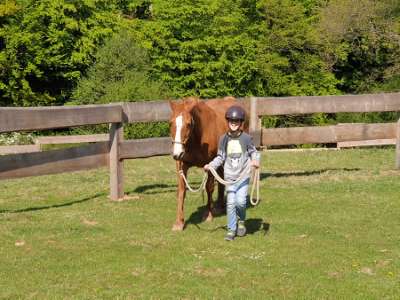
[173, 115, 184, 156]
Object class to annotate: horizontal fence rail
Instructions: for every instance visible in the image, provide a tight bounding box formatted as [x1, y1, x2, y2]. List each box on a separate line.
[123, 101, 172, 123]
[0, 144, 41, 155]
[0, 135, 110, 155]
[122, 98, 249, 123]
[262, 123, 397, 146]
[1, 92, 400, 200]
[0, 104, 122, 133]
[337, 139, 396, 148]
[255, 93, 400, 116]
[0, 142, 109, 180]
[120, 137, 171, 159]
[35, 134, 109, 145]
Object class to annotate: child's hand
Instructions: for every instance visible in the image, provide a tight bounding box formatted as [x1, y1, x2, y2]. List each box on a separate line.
[203, 164, 210, 172]
[251, 160, 259, 169]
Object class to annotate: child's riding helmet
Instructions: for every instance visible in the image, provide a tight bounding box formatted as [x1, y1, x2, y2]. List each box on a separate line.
[225, 105, 245, 121]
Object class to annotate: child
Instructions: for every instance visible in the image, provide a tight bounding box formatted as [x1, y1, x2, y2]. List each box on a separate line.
[204, 105, 260, 241]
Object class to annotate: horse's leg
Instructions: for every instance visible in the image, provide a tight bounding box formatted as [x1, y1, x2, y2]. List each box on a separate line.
[213, 167, 226, 215]
[203, 173, 215, 222]
[172, 162, 188, 231]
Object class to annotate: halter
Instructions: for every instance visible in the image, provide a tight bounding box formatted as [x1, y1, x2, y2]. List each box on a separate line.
[171, 140, 185, 145]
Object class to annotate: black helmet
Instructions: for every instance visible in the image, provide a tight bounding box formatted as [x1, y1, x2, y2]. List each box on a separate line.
[225, 105, 245, 121]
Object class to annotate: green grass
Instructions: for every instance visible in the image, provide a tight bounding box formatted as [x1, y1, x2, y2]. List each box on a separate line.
[1, 148, 400, 299]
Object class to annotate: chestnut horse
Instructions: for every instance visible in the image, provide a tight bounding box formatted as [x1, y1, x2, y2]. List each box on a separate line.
[169, 96, 248, 231]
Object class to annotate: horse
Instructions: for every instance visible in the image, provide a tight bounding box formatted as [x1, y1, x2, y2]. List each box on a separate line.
[169, 96, 249, 231]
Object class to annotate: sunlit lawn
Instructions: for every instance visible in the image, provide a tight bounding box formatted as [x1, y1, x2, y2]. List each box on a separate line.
[1, 148, 399, 299]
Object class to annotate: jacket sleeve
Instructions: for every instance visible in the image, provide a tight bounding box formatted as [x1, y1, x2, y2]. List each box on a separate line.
[208, 135, 226, 169]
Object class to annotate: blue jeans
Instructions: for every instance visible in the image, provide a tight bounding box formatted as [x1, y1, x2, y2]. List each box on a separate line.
[226, 177, 250, 232]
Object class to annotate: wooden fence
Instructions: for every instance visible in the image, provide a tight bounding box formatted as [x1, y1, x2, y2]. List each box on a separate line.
[1, 93, 400, 200]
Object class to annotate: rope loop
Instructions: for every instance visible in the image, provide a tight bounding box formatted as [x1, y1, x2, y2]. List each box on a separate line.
[179, 169, 208, 193]
[178, 165, 261, 206]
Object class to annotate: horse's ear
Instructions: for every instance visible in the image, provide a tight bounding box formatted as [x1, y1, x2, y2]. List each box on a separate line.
[169, 100, 176, 110]
[183, 97, 199, 110]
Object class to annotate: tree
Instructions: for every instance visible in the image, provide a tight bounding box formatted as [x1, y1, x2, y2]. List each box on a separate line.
[69, 30, 169, 104]
[318, 0, 400, 93]
[256, 0, 339, 96]
[0, 0, 123, 107]
[0, 0, 20, 20]
[69, 29, 170, 139]
[135, 0, 265, 98]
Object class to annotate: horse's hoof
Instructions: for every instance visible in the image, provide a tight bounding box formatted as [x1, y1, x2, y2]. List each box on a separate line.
[172, 223, 184, 231]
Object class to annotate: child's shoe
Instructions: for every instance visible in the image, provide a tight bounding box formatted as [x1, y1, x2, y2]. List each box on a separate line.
[224, 230, 235, 241]
[236, 220, 246, 237]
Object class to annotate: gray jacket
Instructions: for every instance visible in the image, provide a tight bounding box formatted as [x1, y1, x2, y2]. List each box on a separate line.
[209, 132, 260, 181]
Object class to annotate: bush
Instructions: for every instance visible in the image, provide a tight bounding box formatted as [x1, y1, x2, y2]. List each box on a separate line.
[0, 0, 122, 106]
[69, 29, 171, 139]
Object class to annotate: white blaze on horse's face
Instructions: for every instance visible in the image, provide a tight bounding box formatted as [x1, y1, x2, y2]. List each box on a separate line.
[173, 115, 184, 159]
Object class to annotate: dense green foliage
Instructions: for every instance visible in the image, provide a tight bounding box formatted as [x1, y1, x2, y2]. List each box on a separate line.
[1, 0, 400, 134]
[0, 0, 124, 106]
[69, 30, 168, 104]
[134, 0, 264, 97]
[257, 0, 339, 96]
[318, 0, 400, 93]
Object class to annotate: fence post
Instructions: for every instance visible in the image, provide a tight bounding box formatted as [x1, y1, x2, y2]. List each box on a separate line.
[109, 122, 124, 200]
[396, 118, 400, 169]
[249, 96, 261, 148]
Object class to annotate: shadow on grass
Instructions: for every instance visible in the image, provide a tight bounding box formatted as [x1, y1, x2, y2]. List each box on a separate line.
[0, 192, 106, 214]
[128, 168, 361, 195]
[245, 218, 270, 236]
[185, 203, 270, 235]
[185, 204, 215, 230]
[260, 167, 360, 180]
[127, 183, 176, 195]
[186, 213, 270, 236]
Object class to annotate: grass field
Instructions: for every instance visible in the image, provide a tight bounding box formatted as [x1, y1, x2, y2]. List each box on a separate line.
[1, 148, 400, 299]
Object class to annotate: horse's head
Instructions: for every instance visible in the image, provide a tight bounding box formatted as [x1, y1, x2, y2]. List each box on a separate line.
[169, 98, 198, 161]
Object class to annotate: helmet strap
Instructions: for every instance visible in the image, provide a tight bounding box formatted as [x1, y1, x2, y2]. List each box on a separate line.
[228, 129, 242, 137]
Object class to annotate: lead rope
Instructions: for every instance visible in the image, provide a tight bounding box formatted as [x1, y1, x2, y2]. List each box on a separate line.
[178, 169, 208, 193]
[249, 168, 260, 206]
[179, 164, 261, 206]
